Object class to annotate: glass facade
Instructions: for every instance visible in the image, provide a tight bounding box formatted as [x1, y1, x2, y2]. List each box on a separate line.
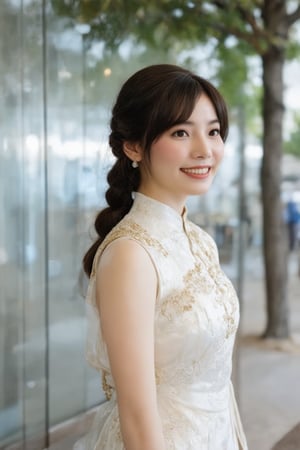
[0, 1, 258, 448]
[0, 2, 47, 447]
[0, 1, 105, 447]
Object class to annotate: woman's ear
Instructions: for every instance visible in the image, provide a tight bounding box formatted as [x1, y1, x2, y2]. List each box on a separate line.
[123, 141, 143, 163]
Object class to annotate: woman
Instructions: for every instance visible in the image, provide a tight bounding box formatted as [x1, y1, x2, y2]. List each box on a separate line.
[75, 64, 248, 449]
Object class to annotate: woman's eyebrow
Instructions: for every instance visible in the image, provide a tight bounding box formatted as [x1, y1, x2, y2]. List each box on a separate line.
[177, 118, 220, 126]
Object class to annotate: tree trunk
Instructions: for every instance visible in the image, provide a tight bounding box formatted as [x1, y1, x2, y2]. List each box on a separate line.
[261, 45, 289, 338]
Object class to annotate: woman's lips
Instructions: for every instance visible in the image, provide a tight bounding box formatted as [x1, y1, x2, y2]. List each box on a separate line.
[180, 166, 211, 177]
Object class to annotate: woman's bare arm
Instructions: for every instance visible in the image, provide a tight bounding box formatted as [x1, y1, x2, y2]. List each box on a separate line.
[96, 239, 165, 450]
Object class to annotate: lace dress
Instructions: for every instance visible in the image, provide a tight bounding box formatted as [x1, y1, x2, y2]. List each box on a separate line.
[74, 192, 248, 450]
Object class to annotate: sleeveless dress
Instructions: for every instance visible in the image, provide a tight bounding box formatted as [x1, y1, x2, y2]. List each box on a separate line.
[74, 192, 248, 450]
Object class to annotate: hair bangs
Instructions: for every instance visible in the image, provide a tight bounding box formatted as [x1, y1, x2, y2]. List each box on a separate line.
[143, 75, 203, 151]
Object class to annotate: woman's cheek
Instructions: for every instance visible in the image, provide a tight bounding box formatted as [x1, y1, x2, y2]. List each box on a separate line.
[216, 145, 225, 165]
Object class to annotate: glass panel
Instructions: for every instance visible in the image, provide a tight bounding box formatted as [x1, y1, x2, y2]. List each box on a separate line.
[21, 1, 47, 446]
[0, 0, 47, 447]
[0, 1, 24, 444]
[45, 5, 104, 428]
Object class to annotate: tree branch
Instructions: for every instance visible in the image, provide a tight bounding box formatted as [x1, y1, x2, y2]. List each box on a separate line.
[218, 24, 266, 54]
[287, 5, 300, 27]
[210, 1, 269, 54]
[236, 5, 260, 34]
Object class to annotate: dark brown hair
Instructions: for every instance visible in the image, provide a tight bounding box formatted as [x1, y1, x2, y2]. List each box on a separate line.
[83, 64, 228, 276]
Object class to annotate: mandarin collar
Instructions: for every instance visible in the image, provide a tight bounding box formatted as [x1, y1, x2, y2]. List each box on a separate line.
[131, 192, 188, 229]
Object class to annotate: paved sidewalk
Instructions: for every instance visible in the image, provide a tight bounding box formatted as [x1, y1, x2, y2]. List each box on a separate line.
[239, 250, 300, 450]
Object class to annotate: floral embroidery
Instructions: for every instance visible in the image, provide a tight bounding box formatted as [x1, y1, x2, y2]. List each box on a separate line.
[160, 263, 214, 320]
[91, 219, 168, 277]
[160, 265, 197, 320]
[158, 223, 238, 338]
[188, 224, 238, 339]
[102, 370, 113, 401]
[210, 267, 238, 338]
[187, 225, 218, 262]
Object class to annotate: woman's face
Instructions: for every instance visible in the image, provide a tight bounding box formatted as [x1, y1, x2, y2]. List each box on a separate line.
[138, 94, 225, 213]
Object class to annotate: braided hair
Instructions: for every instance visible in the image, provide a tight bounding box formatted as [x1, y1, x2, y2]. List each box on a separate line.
[83, 64, 228, 276]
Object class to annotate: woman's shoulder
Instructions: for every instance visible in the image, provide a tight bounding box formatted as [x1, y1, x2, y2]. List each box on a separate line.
[104, 215, 168, 256]
[90, 215, 167, 279]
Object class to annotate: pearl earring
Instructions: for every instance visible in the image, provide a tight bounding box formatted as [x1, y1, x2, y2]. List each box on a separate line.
[132, 160, 138, 168]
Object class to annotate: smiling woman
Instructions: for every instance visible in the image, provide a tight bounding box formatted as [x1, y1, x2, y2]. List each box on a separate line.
[76, 64, 248, 450]
[131, 94, 225, 210]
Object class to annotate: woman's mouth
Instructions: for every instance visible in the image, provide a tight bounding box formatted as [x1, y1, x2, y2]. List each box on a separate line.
[180, 167, 211, 177]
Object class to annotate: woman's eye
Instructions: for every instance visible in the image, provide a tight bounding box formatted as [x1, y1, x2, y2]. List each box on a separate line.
[172, 129, 188, 137]
[210, 128, 220, 137]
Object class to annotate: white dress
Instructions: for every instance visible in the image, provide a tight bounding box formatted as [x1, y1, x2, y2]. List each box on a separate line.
[74, 192, 248, 450]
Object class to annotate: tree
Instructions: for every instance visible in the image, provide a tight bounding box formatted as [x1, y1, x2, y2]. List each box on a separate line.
[52, 0, 300, 338]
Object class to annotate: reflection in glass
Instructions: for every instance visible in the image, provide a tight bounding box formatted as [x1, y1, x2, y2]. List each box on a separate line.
[0, 0, 47, 447]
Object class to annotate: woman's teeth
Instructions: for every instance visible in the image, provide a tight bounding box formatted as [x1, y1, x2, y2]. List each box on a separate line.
[182, 167, 210, 175]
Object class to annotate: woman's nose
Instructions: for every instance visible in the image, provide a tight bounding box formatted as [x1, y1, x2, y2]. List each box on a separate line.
[191, 135, 212, 159]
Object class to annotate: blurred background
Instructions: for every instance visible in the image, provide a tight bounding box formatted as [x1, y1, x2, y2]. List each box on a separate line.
[0, 1, 299, 449]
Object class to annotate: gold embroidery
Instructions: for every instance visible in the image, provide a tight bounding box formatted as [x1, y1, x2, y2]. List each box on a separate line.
[102, 370, 113, 401]
[155, 367, 162, 385]
[160, 263, 213, 320]
[188, 224, 238, 339]
[159, 223, 238, 338]
[91, 219, 168, 277]
[187, 225, 217, 261]
[205, 262, 238, 338]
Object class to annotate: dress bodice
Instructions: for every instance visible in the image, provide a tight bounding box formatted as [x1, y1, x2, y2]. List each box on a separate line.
[80, 192, 248, 450]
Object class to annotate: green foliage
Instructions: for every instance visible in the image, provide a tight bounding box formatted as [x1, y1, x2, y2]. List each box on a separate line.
[50, 0, 299, 140]
[51, 0, 300, 58]
[50, 0, 266, 53]
[214, 42, 248, 104]
[284, 113, 300, 158]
